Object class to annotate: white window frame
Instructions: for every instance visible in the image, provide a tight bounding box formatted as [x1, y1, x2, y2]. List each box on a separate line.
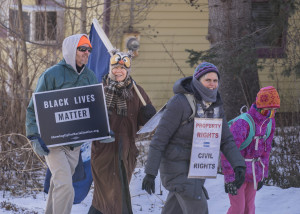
[8, 5, 64, 43]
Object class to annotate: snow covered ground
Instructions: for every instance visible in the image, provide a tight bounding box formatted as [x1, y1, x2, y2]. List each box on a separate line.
[0, 168, 299, 214]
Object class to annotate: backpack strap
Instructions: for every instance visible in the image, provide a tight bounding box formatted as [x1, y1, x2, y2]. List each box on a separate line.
[264, 120, 272, 141]
[228, 113, 256, 151]
[238, 113, 256, 150]
[181, 94, 196, 126]
[228, 113, 273, 151]
[252, 118, 273, 150]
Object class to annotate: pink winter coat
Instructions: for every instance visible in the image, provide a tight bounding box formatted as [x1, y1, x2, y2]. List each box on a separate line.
[221, 104, 276, 183]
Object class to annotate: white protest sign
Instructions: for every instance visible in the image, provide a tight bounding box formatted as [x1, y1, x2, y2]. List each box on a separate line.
[188, 118, 223, 179]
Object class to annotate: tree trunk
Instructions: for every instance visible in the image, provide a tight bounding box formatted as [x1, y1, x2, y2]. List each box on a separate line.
[208, 0, 260, 120]
[17, 0, 29, 127]
[80, 0, 87, 34]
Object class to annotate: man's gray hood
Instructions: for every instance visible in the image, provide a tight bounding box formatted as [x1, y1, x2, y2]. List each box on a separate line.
[62, 34, 88, 73]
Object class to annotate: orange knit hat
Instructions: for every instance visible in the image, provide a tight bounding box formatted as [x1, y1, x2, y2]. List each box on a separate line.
[256, 86, 280, 109]
[77, 35, 92, 48]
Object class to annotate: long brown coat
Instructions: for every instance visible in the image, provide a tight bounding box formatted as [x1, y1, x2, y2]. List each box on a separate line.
[91, 83, 152, 214]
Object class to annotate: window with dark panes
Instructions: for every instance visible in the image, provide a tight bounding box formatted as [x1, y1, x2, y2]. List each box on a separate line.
[9, 9, 30, 40]
[35, 11, 57, 41]
[252, 0, 287, 58]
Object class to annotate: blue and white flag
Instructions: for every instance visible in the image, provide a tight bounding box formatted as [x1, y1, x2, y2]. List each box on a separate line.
[87, 23, 111, 82]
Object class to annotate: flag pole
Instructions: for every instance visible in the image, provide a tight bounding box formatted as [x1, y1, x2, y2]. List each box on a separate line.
[92, 18, 146, 106]
[133, 81, 146, 106]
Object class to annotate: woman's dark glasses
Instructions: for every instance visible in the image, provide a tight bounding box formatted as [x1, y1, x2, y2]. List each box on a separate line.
[77, 46, 92, 53]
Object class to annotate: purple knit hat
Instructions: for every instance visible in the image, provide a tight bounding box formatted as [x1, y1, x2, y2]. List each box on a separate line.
[194, 62, 220, 80]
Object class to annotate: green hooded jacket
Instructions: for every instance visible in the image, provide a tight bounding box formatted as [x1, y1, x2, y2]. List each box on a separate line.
[26, 34, 98, 147]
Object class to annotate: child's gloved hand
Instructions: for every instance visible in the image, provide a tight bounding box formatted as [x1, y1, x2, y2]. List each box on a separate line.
[225, 182, 238, 195]
[257, 179, 264, 191]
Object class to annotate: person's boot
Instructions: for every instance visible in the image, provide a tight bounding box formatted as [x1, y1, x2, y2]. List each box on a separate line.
[88, 205, 103, 214]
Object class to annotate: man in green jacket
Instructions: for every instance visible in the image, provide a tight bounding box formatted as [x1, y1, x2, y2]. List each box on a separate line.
[26, 34, 98, 214]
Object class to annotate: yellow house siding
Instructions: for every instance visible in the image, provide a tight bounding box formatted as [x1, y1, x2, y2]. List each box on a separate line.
[109, 0, 210, 109]
[258, 62, 300, 112]
[108, 1, 299, 112]
[258, 10, 300, 112]
[23, 0, 36, 5]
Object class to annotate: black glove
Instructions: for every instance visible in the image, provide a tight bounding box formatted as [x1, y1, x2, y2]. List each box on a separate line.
[257, 179, 264, 191]
[27, 136, 50, 156]
[234, 166, 246, 189]
[225, 182, 237, 195]
[140, 104, 156, 120]
[142, 174, 156, 195]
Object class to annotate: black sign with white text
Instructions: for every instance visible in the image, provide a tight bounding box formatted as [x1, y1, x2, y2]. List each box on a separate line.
[33, 84, 110, 147]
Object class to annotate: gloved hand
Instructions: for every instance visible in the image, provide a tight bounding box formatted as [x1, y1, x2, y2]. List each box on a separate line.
[101, 130, 115, 143]
[27, 136, 49, 156]
[225, 182, 237, 195]
[257, 179, 264, 191]
[234, 166, 246, 189]
[140, 104, 156, 120]
[142, 174, 156, 195]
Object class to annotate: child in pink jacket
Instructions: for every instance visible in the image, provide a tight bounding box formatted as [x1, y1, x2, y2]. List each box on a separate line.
[221, 86, 280, 214]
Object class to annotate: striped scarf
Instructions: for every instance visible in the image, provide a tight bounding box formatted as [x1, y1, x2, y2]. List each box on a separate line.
[103, 74, 133, 116]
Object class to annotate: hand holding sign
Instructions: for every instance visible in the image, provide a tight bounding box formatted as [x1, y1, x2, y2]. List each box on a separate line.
[100, 130, 115, 143]
[28, 136, 50, 156]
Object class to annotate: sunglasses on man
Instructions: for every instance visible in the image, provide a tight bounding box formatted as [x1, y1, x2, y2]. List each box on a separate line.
[77, 46, 92, 53]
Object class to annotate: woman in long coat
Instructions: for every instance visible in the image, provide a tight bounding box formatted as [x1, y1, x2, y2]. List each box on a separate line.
[88, 50, 156, 214]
